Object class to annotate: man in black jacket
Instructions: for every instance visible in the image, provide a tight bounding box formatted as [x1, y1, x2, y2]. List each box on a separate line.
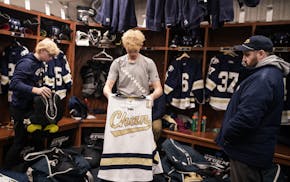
[216, 35, 290, 181]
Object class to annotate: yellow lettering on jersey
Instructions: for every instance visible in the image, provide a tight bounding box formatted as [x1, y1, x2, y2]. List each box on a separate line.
[109, 110, 151, 136]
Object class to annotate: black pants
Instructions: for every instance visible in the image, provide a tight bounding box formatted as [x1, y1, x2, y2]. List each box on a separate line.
[230, 159, 263, 182]
[4, 106, 44, 169]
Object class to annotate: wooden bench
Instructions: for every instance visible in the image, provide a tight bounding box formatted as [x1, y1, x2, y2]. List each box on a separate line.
[75, 114, 106, 147]
[57, 117, 80, 132]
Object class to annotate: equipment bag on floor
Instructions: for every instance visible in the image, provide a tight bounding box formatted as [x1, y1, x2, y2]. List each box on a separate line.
[24, 147, 93, 182]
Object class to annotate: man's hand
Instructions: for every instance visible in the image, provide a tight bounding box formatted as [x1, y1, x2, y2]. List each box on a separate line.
[32, 86, 51, 98]
[146, 95, 153, 108]
[108, 93, 116, 99]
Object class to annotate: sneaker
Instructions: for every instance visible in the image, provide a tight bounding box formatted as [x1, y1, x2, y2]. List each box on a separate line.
[9, 18, 21, 31]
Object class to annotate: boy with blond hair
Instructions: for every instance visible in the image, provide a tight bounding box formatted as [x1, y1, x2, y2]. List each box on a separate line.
[5, 38, 60, 169]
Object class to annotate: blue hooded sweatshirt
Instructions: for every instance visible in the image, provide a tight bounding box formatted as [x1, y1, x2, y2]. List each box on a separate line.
[10, 53, 44, 110]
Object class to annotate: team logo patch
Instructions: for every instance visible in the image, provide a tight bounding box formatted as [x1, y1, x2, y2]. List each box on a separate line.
[208, 66, 215, 75]
[168, 65, 174, 72]
[210, 57, 219, 65]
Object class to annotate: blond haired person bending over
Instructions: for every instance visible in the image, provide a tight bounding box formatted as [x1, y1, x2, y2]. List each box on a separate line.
[4, 38, 60, 169]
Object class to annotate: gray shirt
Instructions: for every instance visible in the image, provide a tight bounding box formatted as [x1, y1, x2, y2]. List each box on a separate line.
[107, 54, 160, 97]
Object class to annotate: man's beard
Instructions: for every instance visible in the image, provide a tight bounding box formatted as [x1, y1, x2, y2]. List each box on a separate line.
[243, 55, 258, 68]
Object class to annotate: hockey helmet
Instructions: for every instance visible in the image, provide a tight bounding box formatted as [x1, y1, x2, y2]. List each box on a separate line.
[58, 24, 72, 40]
[0, 11, 10, 25]
[9, 18, 21, 31]
[76, 30, 90, 46]
[22, 17, 39, 30]
[76, 6, 96, 24]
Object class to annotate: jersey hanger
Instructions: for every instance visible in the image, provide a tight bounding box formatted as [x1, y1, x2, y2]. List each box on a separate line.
[92, 48, 113, 61]
[176, 51, 190, 60]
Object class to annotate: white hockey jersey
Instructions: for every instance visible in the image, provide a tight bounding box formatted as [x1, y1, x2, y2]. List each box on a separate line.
[98, 95, 162, 182]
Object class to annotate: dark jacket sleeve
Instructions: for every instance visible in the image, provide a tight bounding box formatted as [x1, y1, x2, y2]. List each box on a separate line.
[222, 73, 273, 143]
[10, 60, 33, 94]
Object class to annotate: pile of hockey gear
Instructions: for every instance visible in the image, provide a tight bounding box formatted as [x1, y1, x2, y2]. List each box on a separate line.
[68, 96, 88, 119]
[24, 93, 64, 133]
[75, 29, 115, 47]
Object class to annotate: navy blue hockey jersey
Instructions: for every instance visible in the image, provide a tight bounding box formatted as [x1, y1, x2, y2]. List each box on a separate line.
[95, 0, 137, 33]
[146, 0, 165, 31]
[29, 92, 64, 126]
[43, 51, 72, 99]
[164, 57, 203, 110]
[179, 0, 205, 30]
[164, 0, 179, 27]
[111, 0, 137, 33]
[95, 0, 113, 27]
[0, 44, 29, 100]
[150, 0, 206, 30]
[205, 53, 243, 110]
[238, 0, 260, 7]
[208, 0, 234, 29]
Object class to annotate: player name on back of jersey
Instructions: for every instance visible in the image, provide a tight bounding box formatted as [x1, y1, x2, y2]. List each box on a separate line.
[109, 110, 151, 136]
